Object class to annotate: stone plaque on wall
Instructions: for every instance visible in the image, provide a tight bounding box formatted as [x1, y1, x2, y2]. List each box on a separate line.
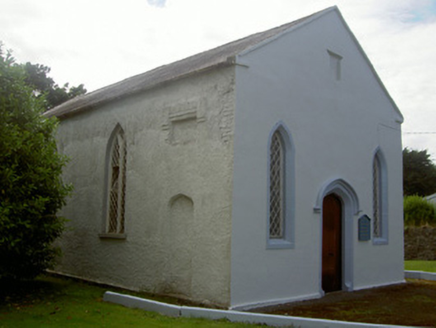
[358, 215, 371, 241]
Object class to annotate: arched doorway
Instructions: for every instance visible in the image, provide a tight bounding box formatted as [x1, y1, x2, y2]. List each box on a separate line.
[322, 194, 342, 293]
[315, 178, 360, 294]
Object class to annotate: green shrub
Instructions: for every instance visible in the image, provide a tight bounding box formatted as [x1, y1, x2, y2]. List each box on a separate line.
[0, 46, 72, 281]
[404, 195, 436, 226]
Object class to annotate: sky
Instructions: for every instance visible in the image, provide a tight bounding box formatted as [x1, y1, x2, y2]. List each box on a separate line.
[1, 0, 436, 160]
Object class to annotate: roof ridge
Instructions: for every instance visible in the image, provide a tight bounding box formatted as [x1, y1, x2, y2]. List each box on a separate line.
[45, 6, 336, 118]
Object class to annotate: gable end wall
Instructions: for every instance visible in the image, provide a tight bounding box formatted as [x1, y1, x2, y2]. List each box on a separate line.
[230, 9, 403, 308]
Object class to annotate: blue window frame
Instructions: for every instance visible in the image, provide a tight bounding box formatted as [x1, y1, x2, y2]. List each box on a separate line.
[373, 150, 388, 245]
[267, 122, 295, 249]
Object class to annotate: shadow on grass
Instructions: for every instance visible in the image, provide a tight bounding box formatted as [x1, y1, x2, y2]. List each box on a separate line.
[0, 274, 264, 328]
[0, 276, 69, 307]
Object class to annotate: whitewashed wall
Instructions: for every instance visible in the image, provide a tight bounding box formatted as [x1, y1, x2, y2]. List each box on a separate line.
[56, 67, 235, 307]
[230, 9, 404, 309]
[55, 8, 404, 310]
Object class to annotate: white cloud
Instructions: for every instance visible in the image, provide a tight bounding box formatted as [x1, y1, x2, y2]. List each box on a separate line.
[148, 0, 166, 8]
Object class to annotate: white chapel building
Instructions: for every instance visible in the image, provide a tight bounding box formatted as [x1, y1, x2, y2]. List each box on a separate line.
[47, 6, 404, 309]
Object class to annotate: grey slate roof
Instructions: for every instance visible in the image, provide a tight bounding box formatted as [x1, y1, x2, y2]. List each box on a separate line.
[45, 7, 333, 118]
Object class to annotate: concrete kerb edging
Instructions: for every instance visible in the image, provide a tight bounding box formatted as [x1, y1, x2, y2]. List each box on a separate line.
[103, 292, 181, 317]
[405, 270, 436, 281]
[103, 291, 406, 328]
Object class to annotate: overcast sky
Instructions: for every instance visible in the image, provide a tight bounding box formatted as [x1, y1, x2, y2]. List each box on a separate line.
[1, 0, 435, 160]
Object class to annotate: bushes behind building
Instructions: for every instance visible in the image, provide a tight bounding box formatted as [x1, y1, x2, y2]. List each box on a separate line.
[404, 195, 436, 227]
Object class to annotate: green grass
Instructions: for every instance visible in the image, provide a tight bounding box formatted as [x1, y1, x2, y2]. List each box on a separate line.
[405, 260, 436, 272]
[0, 275, 267, 328]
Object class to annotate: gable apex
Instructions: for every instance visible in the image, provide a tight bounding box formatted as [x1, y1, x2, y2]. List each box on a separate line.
[237, 6, 338, 58]
[331, 8, 404, 123]
[234, 6, 403, 124]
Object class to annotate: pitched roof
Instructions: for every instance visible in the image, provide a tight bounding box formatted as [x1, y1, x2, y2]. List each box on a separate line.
[45, 7, 335, 118]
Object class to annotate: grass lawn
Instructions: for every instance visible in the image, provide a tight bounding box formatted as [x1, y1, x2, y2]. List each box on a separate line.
[3, 265, 436, 328]
[0, 275, 264, 328]
[405, 260, 436, 272]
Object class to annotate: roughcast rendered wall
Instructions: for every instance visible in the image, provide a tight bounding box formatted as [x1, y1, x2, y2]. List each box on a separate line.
[55, 67, 235, 307]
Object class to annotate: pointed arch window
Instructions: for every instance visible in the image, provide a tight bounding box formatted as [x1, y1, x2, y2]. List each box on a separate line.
[102, 126, 127, 236]
[373, 150, 388, 244]
[267, 123, 295, 249]
[269, 131, 285, 239]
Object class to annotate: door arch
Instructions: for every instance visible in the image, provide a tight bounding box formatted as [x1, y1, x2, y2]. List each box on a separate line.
[315, 178, 360, 294]
[322, 194, 342, 293]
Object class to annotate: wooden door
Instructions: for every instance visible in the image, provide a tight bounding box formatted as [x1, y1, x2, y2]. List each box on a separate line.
[322, 194, 342, 293]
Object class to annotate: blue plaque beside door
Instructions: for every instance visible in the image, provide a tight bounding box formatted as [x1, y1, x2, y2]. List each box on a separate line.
[358, 215, 371, 241]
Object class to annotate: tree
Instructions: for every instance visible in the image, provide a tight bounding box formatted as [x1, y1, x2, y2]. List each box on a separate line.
[403, 148, 436, 197]
[23, 62, 87, 109]
[0, 45, 72, 281]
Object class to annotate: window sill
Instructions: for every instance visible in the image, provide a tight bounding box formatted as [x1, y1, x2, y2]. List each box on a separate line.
[267, 239, 294, 249]
[373, 238, 388, 245]
[99, 233, 127, 240]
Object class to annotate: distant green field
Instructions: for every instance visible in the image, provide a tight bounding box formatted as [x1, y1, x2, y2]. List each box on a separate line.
[405, 260, 436, 272]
